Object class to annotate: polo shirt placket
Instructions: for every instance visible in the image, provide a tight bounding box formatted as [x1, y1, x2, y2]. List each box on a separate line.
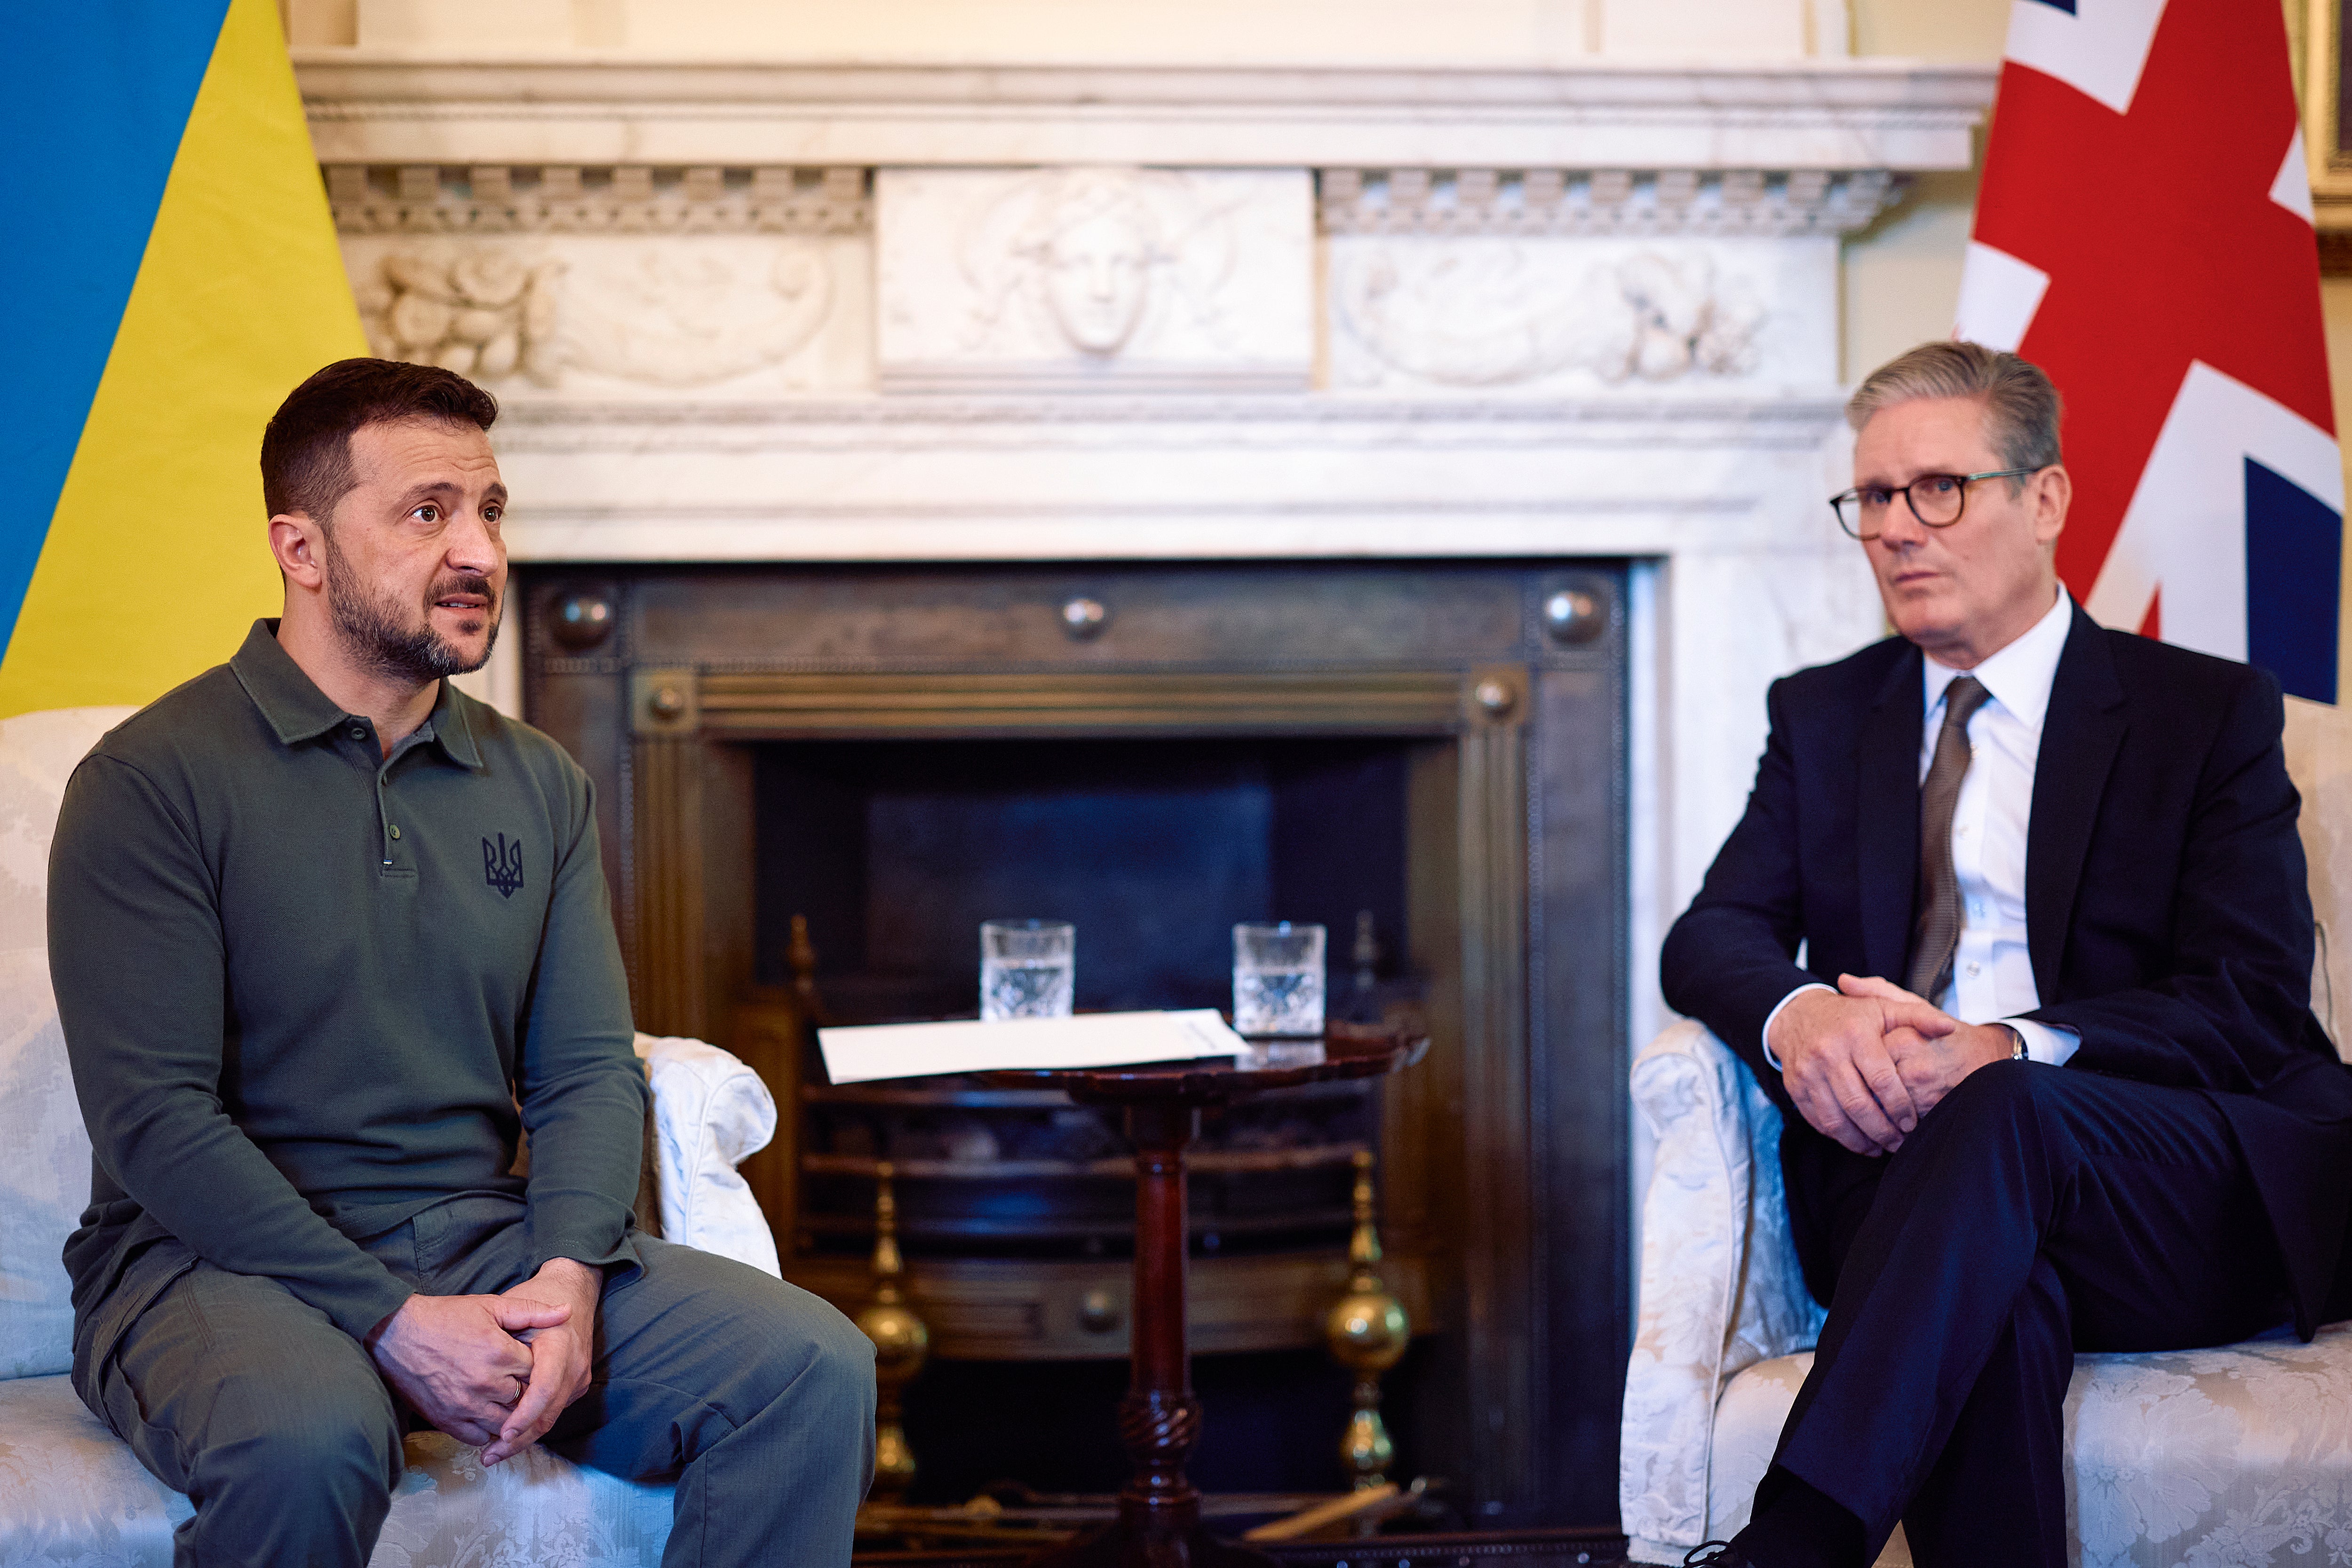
[353, 719, 436, 883]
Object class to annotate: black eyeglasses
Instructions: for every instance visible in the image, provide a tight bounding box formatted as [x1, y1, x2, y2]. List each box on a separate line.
[1829, 467, 2044, 540]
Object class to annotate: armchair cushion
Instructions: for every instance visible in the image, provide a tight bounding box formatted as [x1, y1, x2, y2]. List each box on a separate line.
[1621, 1020, 1824, 1563]
[0, 707, 137, 1381]
[2284, 695, 2352, 1058]
[1709, 1326, 2352, 1568]
[633, 1032, 781, 1279]
[0, 1372, 675, 1568]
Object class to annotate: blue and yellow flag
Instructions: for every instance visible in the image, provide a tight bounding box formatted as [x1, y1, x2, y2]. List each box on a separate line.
[1, 0, 366, 717]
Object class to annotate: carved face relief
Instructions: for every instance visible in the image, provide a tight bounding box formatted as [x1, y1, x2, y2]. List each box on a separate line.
[879, 166, 1310, 389]
[1039, 208, 1153, 356]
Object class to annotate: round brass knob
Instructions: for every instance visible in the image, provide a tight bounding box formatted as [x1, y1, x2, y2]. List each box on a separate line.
[856, 1298, 931, 1379]
[550, 590, 614, 651]
[1060, 597, 1108, 641]
[1542, 586, 1607, 645]
[648, 684, 687, 720]
[1326, 1283, 1411, 1376]
[1474, 679, 1516, 716]
[1078, 1287, 1121, 1333]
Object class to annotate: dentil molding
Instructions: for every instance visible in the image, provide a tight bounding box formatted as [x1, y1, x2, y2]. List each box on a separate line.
[327, 164, 867, 235]
[1318, 167, 1898, 238]
[294, 55, 1994, 172]
[329, 163, 1899, 242]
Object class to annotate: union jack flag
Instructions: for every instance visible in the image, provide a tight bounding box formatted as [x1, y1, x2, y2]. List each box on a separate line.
[1955, 0, 2343, 702]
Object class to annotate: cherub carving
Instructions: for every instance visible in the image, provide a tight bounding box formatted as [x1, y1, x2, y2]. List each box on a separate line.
[955, 169, 1240, 360]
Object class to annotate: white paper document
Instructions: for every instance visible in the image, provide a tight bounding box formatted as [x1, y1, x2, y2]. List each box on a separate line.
[816, 1009, 1248, 1085]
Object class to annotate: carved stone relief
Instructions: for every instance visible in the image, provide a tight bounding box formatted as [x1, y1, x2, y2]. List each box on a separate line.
[361, 249, 563, 382]
[346, 236, 852, 393]
[875, 167, 1313, 391]
[1329, 239, 1822, 392]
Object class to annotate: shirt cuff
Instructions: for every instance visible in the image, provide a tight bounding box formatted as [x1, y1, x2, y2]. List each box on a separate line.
[2003, 1017, 2081, 1066]
[1760, 982, 1835, 1071]
[527, 1204, 644, 1287]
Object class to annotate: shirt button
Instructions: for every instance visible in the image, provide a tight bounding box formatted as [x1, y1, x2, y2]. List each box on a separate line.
[388, 825, 401, 839]
[1966, 962, 1981, 976]
[349, 726, 366, 740]
[1956, 824, 1971, 836]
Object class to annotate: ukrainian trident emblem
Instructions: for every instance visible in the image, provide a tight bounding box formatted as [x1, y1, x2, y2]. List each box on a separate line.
[483, 834, 524, 899]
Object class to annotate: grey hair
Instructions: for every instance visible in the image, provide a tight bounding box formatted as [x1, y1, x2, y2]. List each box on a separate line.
[1846, 341, 2064, 481]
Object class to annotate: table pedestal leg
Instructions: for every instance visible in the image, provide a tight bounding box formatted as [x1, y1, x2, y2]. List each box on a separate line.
[1036, 1099, 1280, 1568]
[1118, 1102, 1203, 1564]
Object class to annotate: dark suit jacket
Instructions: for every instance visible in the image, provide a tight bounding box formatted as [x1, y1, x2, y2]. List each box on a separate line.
[1661, 602, 2352, 1337]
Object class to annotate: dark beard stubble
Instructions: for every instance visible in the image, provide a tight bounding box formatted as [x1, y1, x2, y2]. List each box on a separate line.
[322, 528, 500, 683]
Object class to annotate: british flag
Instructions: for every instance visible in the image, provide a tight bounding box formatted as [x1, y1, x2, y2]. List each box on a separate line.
[1955, 0, 2343, 702]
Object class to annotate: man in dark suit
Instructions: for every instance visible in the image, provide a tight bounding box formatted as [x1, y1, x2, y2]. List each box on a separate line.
[1661, 341, 2352, 1568]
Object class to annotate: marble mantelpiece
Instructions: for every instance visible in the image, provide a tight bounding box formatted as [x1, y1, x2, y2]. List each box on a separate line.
[298, 55, 1994, 170]
[308, 53, 1994, 1053]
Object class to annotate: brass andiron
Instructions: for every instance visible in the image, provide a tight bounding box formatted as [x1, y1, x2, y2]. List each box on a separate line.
[855, 1161, 930, 1501]
[1323, 1148, 1410, 1489]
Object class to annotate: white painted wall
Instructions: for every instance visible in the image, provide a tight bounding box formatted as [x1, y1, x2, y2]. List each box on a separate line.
[1838, 0, 2007, 381]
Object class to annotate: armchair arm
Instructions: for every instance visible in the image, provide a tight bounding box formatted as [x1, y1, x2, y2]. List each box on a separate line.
[633, 1033, 783, 1279]
[1621, 1019, 1823, 1563]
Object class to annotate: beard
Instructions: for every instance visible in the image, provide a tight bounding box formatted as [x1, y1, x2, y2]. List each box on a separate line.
[322, 529, 500, 683]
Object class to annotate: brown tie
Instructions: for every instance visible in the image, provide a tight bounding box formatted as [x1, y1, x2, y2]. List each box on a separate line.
[1905, 675, 1993, 1003]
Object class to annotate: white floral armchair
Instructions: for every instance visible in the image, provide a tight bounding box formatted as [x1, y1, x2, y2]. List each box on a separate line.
[1620, 696, 2352, 1568]
[0, 707, 787, 1568]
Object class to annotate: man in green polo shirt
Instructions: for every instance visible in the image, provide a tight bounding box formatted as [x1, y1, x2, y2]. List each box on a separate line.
[49, 358, 874, 1567]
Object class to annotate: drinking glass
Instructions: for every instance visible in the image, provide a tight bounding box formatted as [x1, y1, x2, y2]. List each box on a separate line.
[979, 919, 1076, 1021]
[1232, 921, 1326, 1038]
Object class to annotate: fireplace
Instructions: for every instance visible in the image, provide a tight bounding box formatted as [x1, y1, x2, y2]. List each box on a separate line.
[523, 558, 1629, 1521]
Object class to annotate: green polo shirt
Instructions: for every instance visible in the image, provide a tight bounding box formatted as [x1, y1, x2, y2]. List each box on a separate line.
[51, 619, 644, 1348]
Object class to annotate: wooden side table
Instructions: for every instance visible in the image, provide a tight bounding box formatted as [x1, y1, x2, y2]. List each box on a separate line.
[990, 1024, 1425, 1568]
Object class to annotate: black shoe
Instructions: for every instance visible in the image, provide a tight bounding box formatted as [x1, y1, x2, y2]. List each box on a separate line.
[1682, 1544, 1751, 1568]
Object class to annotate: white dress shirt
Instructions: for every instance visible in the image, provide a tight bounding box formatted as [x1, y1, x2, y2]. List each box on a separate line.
[1763, 589, 2083, 1068]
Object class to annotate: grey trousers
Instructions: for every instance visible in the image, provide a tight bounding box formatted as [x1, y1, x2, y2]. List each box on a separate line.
[84, 1195, 876, 1568]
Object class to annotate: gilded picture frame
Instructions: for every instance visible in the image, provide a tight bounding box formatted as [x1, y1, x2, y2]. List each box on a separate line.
[2301, 0, 2352, 228]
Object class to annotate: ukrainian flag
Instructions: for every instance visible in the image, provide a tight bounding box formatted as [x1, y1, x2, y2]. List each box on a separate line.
[1, 0, 366, 716]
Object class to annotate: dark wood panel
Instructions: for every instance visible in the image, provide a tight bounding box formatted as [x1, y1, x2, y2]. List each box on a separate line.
[1532, 666, 1631, 1525]
[625, 563, 1532, 669]
[630, 735, 706, 1038]
[1454, 680, 1536, 1521]
[695, 669, 1466, 737]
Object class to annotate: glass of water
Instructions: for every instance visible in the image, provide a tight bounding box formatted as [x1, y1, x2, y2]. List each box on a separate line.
[979, 919, 1076, 1021]
[1232, 921, 1327, 1039]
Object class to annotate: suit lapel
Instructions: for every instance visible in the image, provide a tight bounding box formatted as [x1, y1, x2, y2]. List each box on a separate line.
[2026, 607, 2127, 999]
[1858, 647, 1923, 985]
